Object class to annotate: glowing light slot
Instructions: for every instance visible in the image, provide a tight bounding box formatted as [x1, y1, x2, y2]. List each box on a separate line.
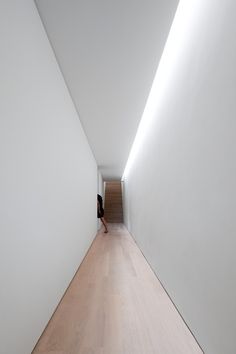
[122, 0, 202, 180]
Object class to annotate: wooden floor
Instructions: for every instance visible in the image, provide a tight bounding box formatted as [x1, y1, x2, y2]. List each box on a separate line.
[33, 224, 203, 354]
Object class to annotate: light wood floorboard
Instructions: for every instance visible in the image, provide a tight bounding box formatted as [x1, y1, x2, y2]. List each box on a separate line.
[33, 224, 203, 354]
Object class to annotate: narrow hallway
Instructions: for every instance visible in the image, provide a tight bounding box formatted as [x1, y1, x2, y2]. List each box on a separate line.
[33, 224, 202, 354]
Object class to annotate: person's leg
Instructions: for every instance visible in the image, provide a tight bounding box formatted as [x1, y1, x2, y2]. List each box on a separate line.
[100, 217, 108, 233]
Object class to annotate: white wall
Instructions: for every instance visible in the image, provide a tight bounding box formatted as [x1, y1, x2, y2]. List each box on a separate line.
[123, 1, 236, 353]
[97, 171, 104, 198]
[0, 1, 97, 354]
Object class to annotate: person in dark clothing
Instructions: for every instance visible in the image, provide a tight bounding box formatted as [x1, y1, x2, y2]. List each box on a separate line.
[97, 194, 108, 233]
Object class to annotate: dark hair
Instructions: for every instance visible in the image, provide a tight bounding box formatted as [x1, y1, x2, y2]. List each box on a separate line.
[97, 194, 103, 205]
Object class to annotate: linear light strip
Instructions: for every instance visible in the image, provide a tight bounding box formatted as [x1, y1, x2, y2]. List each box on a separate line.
[122, 0, 200, 180]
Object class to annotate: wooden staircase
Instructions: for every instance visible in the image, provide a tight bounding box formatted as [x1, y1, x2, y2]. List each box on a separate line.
[104, 181, 123, 223]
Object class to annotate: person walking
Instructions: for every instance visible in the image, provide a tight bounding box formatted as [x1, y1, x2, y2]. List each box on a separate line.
[97, 194, 108, 233]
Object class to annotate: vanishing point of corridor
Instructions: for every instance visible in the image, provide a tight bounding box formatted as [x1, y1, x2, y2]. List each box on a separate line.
[33, 224, 202, 354]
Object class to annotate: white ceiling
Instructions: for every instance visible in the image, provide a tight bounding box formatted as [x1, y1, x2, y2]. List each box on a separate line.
[35, 0, 179, 180]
